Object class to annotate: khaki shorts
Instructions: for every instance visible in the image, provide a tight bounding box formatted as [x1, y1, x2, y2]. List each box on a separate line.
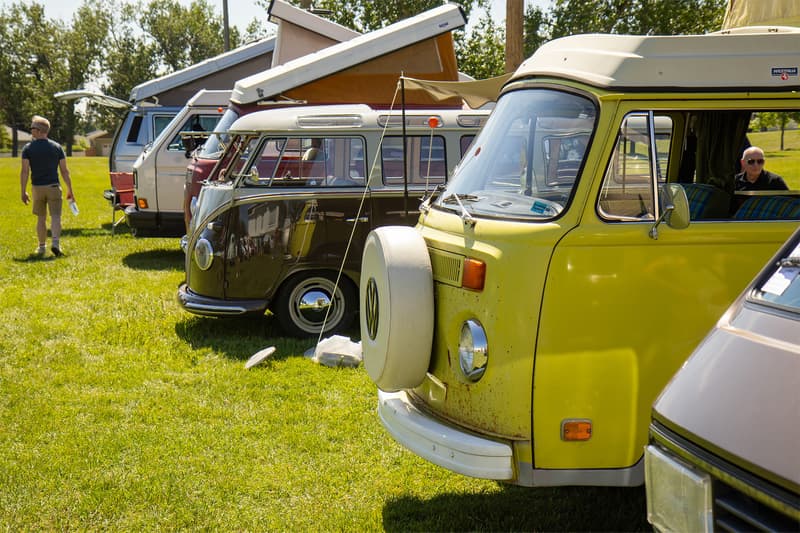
[32, 185, 62, 217]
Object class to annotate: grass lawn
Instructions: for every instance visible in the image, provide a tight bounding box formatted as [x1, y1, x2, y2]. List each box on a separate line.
[0, 157, 649, 530]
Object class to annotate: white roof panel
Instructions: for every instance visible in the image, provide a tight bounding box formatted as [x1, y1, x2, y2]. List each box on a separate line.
[231, 4, 466, 105]
[514, 27, 800, 90]
[129, 37, 277, 102]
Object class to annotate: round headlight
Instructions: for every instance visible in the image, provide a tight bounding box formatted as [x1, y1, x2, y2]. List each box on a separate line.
[193, 237, 214, 271]
[458, 319, 488, 382]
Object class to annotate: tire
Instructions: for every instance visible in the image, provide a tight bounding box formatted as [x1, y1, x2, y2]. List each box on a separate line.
[360, 226, 434, 392]
[274, 271, 357, 337]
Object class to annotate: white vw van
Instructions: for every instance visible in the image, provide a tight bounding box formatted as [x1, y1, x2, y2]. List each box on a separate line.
[127, 90, 229, 236]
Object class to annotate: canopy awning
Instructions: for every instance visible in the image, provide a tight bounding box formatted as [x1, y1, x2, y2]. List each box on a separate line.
[400, 73, 512, 109]
[722, 0, 800, 29]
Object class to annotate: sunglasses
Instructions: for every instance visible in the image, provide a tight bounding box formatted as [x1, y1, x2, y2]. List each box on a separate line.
[746, 158, 765, 165]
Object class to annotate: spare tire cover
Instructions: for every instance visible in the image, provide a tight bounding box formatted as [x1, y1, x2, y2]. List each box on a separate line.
[360, 226, 434, 392]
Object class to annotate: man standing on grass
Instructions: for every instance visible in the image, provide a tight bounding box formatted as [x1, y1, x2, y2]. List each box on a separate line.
[20, 115, 74, 257]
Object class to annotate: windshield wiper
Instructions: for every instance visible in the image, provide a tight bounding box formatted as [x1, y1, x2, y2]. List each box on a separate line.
[420, 184, 446, 213]
[778, 256, 800, 268]
[442, 193, 480, 204]
[442, 193, 477, 227]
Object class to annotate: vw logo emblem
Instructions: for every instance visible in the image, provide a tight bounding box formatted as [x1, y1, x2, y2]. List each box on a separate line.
[365, 277, 379, 340]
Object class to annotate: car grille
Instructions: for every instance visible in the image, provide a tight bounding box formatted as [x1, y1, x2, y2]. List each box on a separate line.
[652, 421, 800, 533]
[429, 247, 463, 287]
[713, 479, 799, 532]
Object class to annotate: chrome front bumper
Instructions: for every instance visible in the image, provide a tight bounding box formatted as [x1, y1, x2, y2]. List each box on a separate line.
[177, 283, 268, 317]
[377, 389, 514, 480]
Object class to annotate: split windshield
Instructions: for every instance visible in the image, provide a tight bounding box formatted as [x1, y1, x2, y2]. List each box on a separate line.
[435, 88, 596, 221]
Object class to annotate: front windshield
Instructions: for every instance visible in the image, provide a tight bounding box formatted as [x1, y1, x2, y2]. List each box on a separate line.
[198, 108, 240, 159]
[750, 232, 800, 312]
[436, 88, 596, 221]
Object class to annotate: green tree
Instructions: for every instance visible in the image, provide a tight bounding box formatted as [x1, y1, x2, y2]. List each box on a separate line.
[751, 112, 800, 151]
[548, 0, 726, 39]
[52, 1, 113, 154]
[282, 0, 475, 33]
[523, 3, 549, 59]
[455, 2, 505, 79]
[141, 0, 241, 71]
[0, 2, 61, 156]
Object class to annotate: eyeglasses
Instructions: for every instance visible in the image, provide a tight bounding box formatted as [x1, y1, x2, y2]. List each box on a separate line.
[746, 158, 765, 165]
[30, 126, 39, 131]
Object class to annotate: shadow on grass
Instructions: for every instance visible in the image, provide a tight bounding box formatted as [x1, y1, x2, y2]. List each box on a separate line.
[123, 249, 184, 271]
[59, 226, 113, 237]
[382, 484, 649, 532]
[99, 222, 186, 238]
[174, 314, 313, 362]
[12, 252, 59, 263]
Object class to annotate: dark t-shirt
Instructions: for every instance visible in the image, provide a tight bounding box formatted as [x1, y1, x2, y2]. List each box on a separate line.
[21, 138, 65, 186]
[734, 170, 789, 191]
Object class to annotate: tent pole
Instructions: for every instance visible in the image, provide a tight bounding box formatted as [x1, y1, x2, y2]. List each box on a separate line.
[401, 75, 409, 219]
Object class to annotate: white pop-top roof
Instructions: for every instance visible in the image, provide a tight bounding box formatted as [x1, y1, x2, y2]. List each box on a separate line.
[230, 3, 466, 105]
[129, 37, 277, 102]
[513, 27, 800, 91]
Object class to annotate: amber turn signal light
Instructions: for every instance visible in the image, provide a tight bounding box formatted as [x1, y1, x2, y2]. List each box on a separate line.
[137, 198, 148, 209]
[561, 419, 592, 441]
[462, 258, 486, 291]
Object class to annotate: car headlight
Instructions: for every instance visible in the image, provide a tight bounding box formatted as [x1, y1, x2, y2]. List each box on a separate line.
[193, 237, 214, 270]
[458, 319, 488, 382]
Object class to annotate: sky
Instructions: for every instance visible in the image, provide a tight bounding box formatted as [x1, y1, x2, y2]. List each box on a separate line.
[0, 0, 546, 33]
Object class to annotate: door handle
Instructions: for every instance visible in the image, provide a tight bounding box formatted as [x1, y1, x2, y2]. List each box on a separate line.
[345, 217, 369, 223]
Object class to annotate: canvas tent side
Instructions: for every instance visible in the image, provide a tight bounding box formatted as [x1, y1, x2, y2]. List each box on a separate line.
[268, 0, 360, 65]
[722, 0, 800, 29]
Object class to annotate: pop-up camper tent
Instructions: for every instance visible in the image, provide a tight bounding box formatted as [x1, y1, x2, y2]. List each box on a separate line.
[722, 0, 800, 29]
[231, 3, 467, 107]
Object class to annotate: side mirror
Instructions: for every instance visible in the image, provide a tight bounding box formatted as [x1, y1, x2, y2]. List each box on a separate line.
[663, 183, 690, 230]
[649, 183, 690, 239]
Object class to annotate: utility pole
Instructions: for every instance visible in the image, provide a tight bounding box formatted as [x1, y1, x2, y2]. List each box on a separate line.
[505, 0, 524, 73]
[223, 0, 230, 51]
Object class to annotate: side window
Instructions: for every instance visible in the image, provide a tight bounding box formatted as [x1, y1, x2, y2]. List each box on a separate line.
[167, 114, 221, 151]
[598, 113, 673, 221]
[246, 136, 366, 188]
[382, 135, 446, 185]
[153, 115, 174, 140]
[126, 115, 143, 143]
[460, 135, 475, 157]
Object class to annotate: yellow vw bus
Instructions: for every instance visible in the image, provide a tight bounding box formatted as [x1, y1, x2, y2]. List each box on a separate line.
[360, 28, 800, 487]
